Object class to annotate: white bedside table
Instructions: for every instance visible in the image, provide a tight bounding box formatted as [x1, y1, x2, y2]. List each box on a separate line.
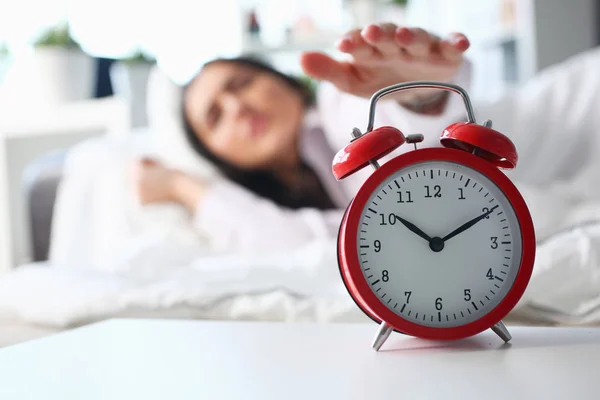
[0, 318, 599, 399]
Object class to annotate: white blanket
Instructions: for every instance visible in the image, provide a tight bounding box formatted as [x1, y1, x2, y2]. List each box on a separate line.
[2, 136, 600, 329]
[0, 240, 369, 328]
[0, 135, 367, 329]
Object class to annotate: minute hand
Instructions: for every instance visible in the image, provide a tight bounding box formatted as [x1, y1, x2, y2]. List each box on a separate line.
[442, 205, 498, 242]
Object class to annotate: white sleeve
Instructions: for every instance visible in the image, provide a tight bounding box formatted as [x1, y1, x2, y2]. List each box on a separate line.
[193, 180, 344, 252]
[476, 48, 600, 241]
[475, 47, 600, 186]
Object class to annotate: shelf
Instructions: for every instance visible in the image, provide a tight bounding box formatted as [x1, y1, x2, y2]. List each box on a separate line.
[480, 28, 517, 49]
[241, 41, 335, 55]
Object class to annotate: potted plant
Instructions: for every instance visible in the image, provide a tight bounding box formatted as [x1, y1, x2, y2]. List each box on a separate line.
[110, 50, 156, 127]
[31, 23, 94, 104]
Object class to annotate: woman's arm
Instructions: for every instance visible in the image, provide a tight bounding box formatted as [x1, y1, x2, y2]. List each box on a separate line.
[191, 179, 344, 252]
[475, 48, 600, 237]
[475, 47, 600, 186]
[314, 40, 600, 238]
[302, 24, 471, 159]
[316, 60, 473, 156]
[311, 23, 600, 187]
[135, 158, 344, 252]
[307, 21, 600, 183]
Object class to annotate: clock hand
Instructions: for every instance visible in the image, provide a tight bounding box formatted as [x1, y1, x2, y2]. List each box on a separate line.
[442, 205, 499, 242]
[393, 214, 432, 242]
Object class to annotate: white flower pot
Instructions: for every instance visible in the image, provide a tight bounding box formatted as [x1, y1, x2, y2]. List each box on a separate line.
[110, 62, 153, 128]
[31, 47, 94, 104]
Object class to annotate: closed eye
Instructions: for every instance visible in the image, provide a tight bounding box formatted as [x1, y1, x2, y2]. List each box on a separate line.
[206, 103, 221, 129]
[227, 74, 254, 92]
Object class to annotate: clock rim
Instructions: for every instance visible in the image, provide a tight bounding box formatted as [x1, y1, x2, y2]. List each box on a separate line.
[338, 147, 536, 340]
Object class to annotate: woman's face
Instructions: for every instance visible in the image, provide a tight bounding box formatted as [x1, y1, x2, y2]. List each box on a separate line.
[184, 61, 305, 170]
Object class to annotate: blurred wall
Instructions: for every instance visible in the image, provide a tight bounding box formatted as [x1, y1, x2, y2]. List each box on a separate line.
[597, 0, 600, 44]
[523, 0, 598, 76]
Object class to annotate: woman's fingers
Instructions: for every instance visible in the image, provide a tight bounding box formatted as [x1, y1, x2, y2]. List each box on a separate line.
[140, 157, 159, 167]
[132, 158, 160, 183]
[394, 28, 469, 62]
[337, 24, 470, 63]
[361, 23, 399, 58]
[336, 28, 376, 60]
[396, 27, 433, 58]
[319, 24, 470, 98]
[300, 51, 353, 92]
[449, 32, 470, 51]
[439, 33, 470, 62]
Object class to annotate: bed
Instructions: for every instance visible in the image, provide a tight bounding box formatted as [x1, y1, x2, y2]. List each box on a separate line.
[3, 66, 600, 348]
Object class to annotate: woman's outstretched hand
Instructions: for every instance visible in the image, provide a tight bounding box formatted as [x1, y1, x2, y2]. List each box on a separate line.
[301, 24, 469, 104]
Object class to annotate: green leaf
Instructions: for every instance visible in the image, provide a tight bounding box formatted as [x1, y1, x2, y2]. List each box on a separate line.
[0, 43, 9, 58]
[34, 24, 80, 49]
[120, 51, 155, 65]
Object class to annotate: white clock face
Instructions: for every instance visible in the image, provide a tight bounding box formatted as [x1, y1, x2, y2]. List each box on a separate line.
[357, 161, 522, 327]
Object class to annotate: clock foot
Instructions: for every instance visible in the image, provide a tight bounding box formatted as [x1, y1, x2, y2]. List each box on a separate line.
[372, 321, 393, 351]
[491, 320, 512, 343]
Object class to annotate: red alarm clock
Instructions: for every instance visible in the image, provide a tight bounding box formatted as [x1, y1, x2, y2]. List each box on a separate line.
[333, 82, 535, 351]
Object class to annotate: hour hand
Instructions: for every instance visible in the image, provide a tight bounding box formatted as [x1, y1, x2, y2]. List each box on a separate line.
[393, 214, 432, 242]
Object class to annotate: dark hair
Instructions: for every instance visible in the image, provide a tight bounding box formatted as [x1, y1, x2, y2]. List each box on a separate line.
[181, 56, 335, 210]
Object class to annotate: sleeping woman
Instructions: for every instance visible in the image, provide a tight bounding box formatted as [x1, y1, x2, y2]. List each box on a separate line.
[134, 23, 600, 251]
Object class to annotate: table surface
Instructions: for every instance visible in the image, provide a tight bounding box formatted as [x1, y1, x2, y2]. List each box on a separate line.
[1, 318, 599, 400]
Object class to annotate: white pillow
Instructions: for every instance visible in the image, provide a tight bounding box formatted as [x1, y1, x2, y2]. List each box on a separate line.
[146, 65, 220, 181]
